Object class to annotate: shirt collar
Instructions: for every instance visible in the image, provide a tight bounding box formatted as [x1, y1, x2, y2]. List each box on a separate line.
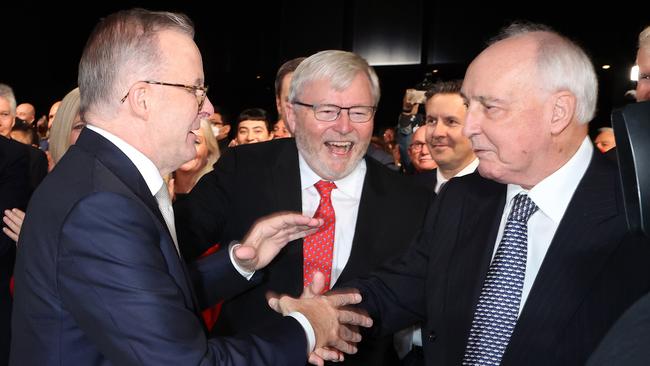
[86, 125, 164, 196]
[298, 153, 366, 199]
[506, 137, 593, 223]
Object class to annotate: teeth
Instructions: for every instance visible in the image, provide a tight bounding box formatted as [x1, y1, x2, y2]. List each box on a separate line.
[328, 142, 352, 147]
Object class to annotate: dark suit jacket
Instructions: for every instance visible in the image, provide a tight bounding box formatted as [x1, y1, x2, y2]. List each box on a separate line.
[25, 144, 47, 192]
[10, 129, 307, 366]
[348, 152, 650, 365]
[175, 138, 433, 365]
[0, 136, 31, 364]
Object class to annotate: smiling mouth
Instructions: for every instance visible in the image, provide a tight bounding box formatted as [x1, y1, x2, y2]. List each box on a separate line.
[325, 141, 353, 154]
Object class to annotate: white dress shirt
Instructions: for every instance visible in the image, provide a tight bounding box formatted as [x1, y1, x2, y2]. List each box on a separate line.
[86, 125, 163, 195]
[495, 137, 593, 315]
[298, 153, 366, 286]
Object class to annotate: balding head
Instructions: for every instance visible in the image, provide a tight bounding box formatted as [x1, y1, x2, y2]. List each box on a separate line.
[16, 103, 36, 123]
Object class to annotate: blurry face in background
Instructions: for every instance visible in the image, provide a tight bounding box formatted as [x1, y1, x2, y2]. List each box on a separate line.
[208, 112, 230, 140]
[178, 126, 209, 173]
[276, 72, 294, 125]
[16, 103, 35, 123]
[594, 129, 616, 153]
[69, 113, 86, 146]
[272, 119, 291, 138]
[236, 120, 271, 144]
[425, 93, 473, 171]
[0, 97, 15, 137]
[409, 126, 437, 172]
[48, 101, 61, 129]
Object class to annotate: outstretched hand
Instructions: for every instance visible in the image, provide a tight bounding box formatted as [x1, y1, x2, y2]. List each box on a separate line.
[233, 212, 322, 272]
[268, 272, 372, 365]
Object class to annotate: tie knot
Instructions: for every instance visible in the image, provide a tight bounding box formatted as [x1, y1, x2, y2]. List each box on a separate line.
[508, 193, 538, 223]
[155, 183, 172, 206]
[314, 180, 336, 197]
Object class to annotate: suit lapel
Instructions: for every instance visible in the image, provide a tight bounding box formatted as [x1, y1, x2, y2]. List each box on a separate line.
[269, 140, 304, 293]
[75, 128, 201, 315]
[505, 153, 623, 361]
[444, 176, 506, 344]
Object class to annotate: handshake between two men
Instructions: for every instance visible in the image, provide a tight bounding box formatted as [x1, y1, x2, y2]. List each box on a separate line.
[230, 212, 374, 365]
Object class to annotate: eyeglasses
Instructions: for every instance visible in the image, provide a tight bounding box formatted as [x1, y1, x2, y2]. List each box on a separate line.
[120, 80, 209, 112]
[409, 141, 426, 152]
[293, 101, 376, 123]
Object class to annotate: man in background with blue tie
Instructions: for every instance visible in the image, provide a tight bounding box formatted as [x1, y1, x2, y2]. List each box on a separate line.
[322, 22, 650, 365]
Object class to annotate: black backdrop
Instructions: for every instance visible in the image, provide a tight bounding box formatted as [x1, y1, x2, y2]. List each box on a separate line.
[5, 1, 647, 135]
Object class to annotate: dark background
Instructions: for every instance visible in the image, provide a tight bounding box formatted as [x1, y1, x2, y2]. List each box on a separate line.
[5, 1, 648, 135]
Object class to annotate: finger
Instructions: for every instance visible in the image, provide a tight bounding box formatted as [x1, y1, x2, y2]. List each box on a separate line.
[307, 272, 326, 297]
[2, 227, 18, 242]
[4, 215, 20, 232]
[337, 309, 373, 328]
[13, 209, 25, 220]
[338, 324, 362, 343]
[233, 245, 256, 261]
[312, 347, 344, 362]
[326, 292, 363, 307]
[329, 338, 358, 355]
[308, 353, 324, 366]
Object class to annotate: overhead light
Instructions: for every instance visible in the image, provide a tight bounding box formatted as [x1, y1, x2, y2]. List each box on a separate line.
[631, 65, 639, 81]
[601, 64, 611, 70]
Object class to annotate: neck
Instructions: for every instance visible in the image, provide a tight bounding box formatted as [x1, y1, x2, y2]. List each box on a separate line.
[438, 155, 476, 180]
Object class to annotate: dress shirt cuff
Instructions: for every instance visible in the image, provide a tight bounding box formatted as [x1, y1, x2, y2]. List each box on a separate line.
[288, 311, 315, 354]
[228, 241, 255, 280]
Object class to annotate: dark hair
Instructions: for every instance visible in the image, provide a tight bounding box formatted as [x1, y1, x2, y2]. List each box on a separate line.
[11, 118, 40, 145]
[425, 79, 463, 100]
[237, 107, 271, 131]
[275, 57, 306, 97]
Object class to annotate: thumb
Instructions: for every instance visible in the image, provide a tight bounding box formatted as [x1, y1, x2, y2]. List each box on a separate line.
[305, 271, 325, 298]
[233, 245, 256, 261]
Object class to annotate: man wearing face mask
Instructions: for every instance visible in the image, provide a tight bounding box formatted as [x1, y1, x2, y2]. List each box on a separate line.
[208, 107, 231, 154]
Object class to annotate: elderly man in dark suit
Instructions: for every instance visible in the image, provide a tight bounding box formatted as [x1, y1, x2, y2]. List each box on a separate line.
[175, 50, 432, 365]
[297, 22, 650, 366]
[10, 9, 369, 366]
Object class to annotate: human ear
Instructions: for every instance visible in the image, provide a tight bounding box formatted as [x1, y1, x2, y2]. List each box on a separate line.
[549, 91, 576, 135]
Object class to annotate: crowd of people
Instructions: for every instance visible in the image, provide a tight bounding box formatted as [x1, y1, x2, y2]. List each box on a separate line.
[1, 7, 649, 366]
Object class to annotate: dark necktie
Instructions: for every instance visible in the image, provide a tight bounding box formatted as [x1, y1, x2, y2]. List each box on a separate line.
[462, 193, 539, 365]
[303, 180, 337, 292]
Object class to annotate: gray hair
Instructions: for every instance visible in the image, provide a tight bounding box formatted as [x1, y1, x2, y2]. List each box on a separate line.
[639, 26, 650, 49]
[0, 83, 17, 114]
[491, 22, 598, 124]
[78, 8, 194, 120]
[289, 50, 380, 105]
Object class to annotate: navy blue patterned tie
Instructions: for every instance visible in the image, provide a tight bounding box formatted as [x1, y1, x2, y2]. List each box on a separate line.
[462, 193, 538, 365]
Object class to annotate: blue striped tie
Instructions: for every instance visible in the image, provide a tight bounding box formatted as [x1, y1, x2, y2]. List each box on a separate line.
[462, 193, 538, 365]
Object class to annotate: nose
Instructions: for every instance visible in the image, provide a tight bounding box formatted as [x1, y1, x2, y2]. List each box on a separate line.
[332, 110, 354, 134]
[462, 105, 481, 139]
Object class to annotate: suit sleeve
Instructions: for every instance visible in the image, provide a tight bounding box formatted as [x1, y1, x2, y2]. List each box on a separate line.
[344, 194, 441, 337]
[0, 144, 30, 256]
[58, 192, 307, 366]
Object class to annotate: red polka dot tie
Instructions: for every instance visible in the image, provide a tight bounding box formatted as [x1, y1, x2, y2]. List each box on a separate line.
[303, 180, 337, 292]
